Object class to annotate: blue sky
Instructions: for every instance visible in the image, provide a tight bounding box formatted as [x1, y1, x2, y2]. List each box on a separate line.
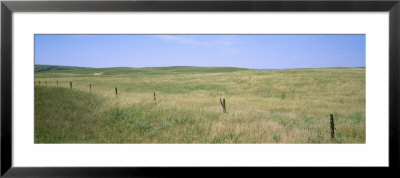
[35, 34, 365, 69]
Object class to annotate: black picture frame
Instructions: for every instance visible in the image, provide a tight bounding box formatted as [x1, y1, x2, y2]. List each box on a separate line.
[1, 0, 399, 177]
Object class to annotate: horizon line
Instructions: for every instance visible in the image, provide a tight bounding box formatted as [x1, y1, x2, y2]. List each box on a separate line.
[35, 64, 366, 70]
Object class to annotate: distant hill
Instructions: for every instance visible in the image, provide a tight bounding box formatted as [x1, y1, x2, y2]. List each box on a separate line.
[35, 65, 364, 73]
[35, 65, 90, 72]
[140, 66, 249, 73]
[34, 65, 250, 74]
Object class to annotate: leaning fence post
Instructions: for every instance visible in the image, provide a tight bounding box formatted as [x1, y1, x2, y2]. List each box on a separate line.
[220, 98, 226, 113]
[154, 93, 156, 105]
[70, 82, 72, 89]
[220, 98, 223, 112]
[330, 114, 335, 140]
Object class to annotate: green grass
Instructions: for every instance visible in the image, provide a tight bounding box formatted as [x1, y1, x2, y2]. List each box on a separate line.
[34, 86, 104, 143]
[35, 66, 365, 143]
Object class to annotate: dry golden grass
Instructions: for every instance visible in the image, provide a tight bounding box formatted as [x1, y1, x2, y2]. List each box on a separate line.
[35, 67, 365, 143]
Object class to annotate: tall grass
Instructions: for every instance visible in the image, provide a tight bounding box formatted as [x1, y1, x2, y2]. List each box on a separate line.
[35, 67, 365, 143]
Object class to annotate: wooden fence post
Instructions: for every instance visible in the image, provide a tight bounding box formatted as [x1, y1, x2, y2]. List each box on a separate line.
[57, 80, 58, 86]
[154, 93, 156, 105]
[223, 99, 226, 113]
[39, 80, 40, 85]
[115, 87, 118, 95]
[90, 84, 91, 91]
[219, 98, 226, 113]
[330, 114, 335, 140]
[70, 82, 72, 89]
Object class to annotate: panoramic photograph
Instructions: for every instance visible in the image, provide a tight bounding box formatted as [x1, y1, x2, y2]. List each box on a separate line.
[34, 34, 365, 144]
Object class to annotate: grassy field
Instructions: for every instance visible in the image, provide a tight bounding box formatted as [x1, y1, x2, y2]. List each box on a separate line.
[34, 66, 365, 143]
